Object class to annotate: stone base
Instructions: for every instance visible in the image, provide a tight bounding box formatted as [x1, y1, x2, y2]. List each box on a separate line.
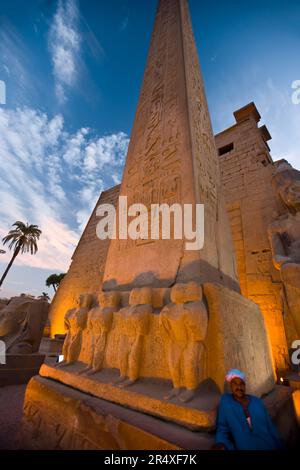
[21, 375, 300, 450]
[263, 386, 300, 449]
[39, 363, 220, 431]
[203, 283, 275, 396]
[68, 283, 274, 397]
[284, 372, 300, 390]
[39, 338, 64, 356]
[0, 354, 45, 387]
[21, 375, 214, 450]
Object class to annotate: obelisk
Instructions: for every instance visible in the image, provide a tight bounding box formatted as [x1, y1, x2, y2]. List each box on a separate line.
[21, 0, 276, 450]
[103, 0, 238, 291]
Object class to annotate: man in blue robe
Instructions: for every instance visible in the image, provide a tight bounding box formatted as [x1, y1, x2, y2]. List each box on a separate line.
[214, 369, 285, 450]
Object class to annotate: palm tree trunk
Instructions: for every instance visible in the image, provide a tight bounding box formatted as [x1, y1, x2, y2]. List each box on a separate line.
[0, 246, 20, 287]
[53, 284, 57, 293]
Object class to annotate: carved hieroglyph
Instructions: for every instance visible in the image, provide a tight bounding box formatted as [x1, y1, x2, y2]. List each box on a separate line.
[103, 0, 238, 291]
[58, 294, 93, 367]
[160, 282, 208, 402]
[0, 296, 49, 354]
[114, 288, 152, 387]
[79, 291, 120, 376]
[268, 161, 300, 340]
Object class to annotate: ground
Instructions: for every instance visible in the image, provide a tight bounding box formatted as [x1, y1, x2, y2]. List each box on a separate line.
[0, 384, 26, 450]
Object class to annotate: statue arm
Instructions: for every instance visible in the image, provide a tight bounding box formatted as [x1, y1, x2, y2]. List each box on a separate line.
[184, 303, 208, 341]
[77, 311, 88, 330]
[268, 227, 292, 270]
[159, 307, 172, 337]
[105, 311, 114, 331]
[136, 310, 150, 336]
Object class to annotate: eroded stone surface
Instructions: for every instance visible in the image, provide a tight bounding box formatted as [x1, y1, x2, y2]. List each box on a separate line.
[49, 186, 120, 336]
[22, 375, 216, 450]
[78, 291, 119, 376]
[57, 294, 93, 368]
[102, 0, 238, 291]
[21, 0, 280, 447]
[268, 162, 300, 343]
[215, 105, 290, 371]
[0, 296, 48, 354]
[204, 283, 275, 396]
[21, 376, 300, 449]
[39, 363, 219, 431]
[159, 282, 208, 401]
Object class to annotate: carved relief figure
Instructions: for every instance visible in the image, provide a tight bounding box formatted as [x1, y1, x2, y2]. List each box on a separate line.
[159, 282, 208, 402]
[268, 161, 300, 337]
[114, 287, 152, 388]
[79, 291, 120, 376]
[57, 293, 93, 368]
[0, 296, 49, 354]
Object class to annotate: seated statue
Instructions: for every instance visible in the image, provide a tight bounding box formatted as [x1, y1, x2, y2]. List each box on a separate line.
[57, 293, 93, 368]
[0, 296, 49, 354]
[114, 287, 152, 388]
[268, 161, 300, 338]
[78, 291, 120, 376]
[159, 281, 208, 402]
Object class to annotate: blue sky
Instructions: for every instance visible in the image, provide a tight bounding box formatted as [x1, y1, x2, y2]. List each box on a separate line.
[0, 0, 299, 299]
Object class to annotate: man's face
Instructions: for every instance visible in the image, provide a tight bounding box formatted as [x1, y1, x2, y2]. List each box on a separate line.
[230, 377, 246, 400]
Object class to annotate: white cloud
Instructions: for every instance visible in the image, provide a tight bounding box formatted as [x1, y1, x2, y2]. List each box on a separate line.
[0, 106, 129, 271]
[0, 22, 43, 105]
[49, 0, 81, 103]
[0, 80, 6, 105]
[3, 65, 10, 76]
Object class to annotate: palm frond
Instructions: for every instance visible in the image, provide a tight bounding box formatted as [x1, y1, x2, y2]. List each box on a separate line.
[2, 220, 42, 254]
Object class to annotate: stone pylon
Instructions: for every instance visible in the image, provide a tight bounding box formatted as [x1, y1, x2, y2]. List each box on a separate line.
[103, 0, 238, 291]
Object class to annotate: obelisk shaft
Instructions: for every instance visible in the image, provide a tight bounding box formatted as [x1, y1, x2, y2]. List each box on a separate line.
[103, 0, 238, 290]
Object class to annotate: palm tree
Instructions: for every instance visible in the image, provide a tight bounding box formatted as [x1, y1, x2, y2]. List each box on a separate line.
[46, 274, 59, 292]
[46, 273, 65, 293]
[38, 292, 50, 302]
[0, 221, 42, 288]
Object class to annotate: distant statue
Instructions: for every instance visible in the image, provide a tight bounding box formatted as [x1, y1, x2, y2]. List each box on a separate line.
[57, 293, 93, 368]
[160, 282, 208, 402]
[0, 296, 49, 354]
[114, 287, 152, 388]
[268, 161, 300, 338]
[78, 291, 120, 376]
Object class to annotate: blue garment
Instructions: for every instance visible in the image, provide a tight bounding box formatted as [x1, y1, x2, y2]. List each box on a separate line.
[215, 393, 285, 450]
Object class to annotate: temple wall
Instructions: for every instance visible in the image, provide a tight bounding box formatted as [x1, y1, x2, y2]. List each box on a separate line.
[49, 185, 120, 336]
[216, 104, 289, 371]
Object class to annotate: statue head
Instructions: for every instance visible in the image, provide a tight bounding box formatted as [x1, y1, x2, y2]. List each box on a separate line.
[272, 161, 300, 214]
[0, 298, 27, 337]
[77, 293, 93, 309]
[0, 297, 49, 354]
[170, 282, 202, 304]
[98, 291, 120, 308]
[129, 287, 152, 306]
